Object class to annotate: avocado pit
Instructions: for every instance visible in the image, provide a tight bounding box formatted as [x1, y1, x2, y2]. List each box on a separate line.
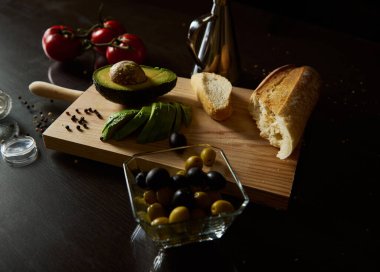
[109, 60, 147, 86]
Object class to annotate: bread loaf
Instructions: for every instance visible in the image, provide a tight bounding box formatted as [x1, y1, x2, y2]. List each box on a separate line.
[190, 72, 233, 121]
[248, 65, 321, 159]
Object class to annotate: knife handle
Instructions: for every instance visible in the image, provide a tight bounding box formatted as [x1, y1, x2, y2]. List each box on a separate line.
[28, 81, 82, 102]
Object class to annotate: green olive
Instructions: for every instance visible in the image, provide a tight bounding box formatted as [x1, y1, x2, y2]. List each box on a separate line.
[200, 147, 216, 166]
[136, 211, 151, 223]
[156, 187, 174, 207]
[147, 202, 166, 221]
[211, 200, 234, 215]
[168, 206, 190, 223]
[151, 216, 169, 226]
[176, 169, 186, 176]
[143, 190, 157, 205]
[185, 156, 203, 171]
[194, 191, 211, 210]
[133, 196, 148, 211]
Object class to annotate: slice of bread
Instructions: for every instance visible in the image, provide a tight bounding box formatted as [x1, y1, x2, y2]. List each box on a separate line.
[190, 72, 233, 121]
[248, 65, 321, 159]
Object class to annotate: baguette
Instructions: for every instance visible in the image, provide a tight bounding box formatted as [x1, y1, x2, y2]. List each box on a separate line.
[248, 65, 321, 159]
[190, 72, 233, 121]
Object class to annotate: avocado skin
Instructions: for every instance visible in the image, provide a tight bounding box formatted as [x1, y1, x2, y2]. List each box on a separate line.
[100, 101, 193, 143]
[180, 103, 192, 127]
[137, 102, 163, 144]
[93, 65, 177, 106]
[172, 102, 183, 132]
[113, 105, 152, 140]
[101, 109, 139, 141]
[154, 102, 176, 141]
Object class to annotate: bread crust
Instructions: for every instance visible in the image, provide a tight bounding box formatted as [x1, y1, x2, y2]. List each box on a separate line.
[249, 65, 321, 159]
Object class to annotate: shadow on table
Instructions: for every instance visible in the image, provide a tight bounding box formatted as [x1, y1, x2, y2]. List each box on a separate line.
[130, 225, 238, 272]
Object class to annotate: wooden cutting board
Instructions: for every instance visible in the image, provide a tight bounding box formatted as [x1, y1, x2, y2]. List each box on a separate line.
[43, 77, 299, 209]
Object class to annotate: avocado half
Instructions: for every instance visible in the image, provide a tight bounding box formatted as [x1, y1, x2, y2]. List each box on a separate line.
[93, 65, 177, 105]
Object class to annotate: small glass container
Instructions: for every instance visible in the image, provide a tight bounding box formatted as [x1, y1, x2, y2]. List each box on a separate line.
[123, 144, 249, 249]
[1, 136, 38, 167]
[0, 89, 12, 120]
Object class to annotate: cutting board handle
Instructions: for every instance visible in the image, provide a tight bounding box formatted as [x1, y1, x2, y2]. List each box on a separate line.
[28, 81, 82, 102]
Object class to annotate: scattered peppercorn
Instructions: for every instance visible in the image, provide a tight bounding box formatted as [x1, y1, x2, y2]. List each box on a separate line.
[93, 110, 102, 119]
[66, 111, 71, 116]
[75, 109, 81, 114]
[65, 125, 71, 131]
[79, 117, 86, 124]
[76, 125, 82, 131]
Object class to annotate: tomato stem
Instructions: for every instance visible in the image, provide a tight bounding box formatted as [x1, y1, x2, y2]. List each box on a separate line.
[87, 37, 133, 50]
[75, 23, 102, 38]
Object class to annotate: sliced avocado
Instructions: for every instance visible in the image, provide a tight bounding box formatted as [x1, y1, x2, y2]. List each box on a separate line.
[171, 102, 183, 132]
[113, 105, 152, 140]
[180, 104, 192, 127]
[137, 102, 163, 144]
[155, 102, 176, 141]
[93, 65, 177, 105]
[101, 109, 139, 141]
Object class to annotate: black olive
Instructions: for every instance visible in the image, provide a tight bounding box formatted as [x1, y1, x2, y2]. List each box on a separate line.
[145, 167, 170, 190]
[170, 174, 190, 189]
[169, 131, 187, 148]
[186, 167, 208, 188]
[206, 171, 227, 190]
[171, 187, 194, 208]
[135, 171, 148, 188]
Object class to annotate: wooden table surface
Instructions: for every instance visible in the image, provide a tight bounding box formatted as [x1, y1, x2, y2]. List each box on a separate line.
[1, 0, 379, 271]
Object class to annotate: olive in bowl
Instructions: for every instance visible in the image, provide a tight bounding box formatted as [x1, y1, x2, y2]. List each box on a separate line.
[123, 144, 249, 249]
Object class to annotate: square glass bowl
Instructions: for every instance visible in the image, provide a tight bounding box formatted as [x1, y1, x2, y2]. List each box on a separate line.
[123, 144, 249, 249]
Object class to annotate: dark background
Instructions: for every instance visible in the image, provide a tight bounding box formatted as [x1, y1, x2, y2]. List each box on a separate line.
[1, 0, 379, 271]
[241, 0, 379, 42]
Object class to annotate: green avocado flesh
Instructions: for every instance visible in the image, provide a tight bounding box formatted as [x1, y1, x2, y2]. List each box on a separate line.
[93, 65, 177, 105]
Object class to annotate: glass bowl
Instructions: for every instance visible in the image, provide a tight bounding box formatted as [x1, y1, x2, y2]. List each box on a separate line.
[123, 144, 249, 249]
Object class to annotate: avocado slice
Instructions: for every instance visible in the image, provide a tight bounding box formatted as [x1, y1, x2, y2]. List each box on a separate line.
[101, 109, 139, 141]
[93, 65, 177, 105]
[137, 102, 177, 144]
[113, 105, 152, 140]
[137, 102, 163, 144]
[180, 103, 192, 127]
[155, 102, 176, 141]
[171, 102, 183, 132]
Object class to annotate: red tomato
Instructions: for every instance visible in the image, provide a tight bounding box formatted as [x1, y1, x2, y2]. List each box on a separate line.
[106, 33, 147, 64]
[42, 25, 82, 62]
[90, 20, 126, 54]
[103, 20, 125, 36]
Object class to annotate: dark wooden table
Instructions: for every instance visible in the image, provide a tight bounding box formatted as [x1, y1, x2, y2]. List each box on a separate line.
[1, 0, 379, 271]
